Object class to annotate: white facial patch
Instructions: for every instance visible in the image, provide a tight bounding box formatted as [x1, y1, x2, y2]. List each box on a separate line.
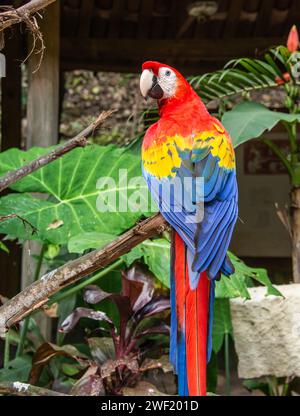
[158, 67, 177, 98]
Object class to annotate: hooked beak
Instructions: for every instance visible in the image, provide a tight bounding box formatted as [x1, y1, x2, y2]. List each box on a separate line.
[140, 69, 164, 100]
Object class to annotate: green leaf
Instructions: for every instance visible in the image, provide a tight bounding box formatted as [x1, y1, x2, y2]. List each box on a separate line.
[44, 244, 60, 260]
[66, 230, 278, 298]
[0, 145, 151, 245]
[129, 239, 171, 288]
[68, 232, 115, 253]
[222, 102, 300, 147]
[215, 276, 243, 299]
[216, 252, 281, 299]
[189, 46, 295, 103]
[243, 378, 270, 395]
[212, 299, 232, 353]
[228, 252, 282, 298]
[123, 244, 144, 266]
[207, 352, 218, 394]
[69, 230, 171, 288]
[248, 268, 283, 297]
[61, 363, 81, 376]
[215, 273, 250, 300]
[0, 241, 9, 253]
[0, 356, 32, 382]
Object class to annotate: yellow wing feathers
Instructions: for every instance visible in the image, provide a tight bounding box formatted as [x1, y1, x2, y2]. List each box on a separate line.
[142, 125, 235, 179]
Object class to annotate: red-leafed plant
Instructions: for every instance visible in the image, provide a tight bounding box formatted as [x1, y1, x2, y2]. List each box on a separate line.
[58, 265, 170, 395]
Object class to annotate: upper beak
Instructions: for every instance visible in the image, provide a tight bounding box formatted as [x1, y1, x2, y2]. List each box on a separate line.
[140, 69, 164, 100]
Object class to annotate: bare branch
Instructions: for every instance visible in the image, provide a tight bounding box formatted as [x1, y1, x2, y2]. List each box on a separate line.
[0, 214, 168, 337]
[0, 381, 69, 396]
[0, 0, 56, 33]
[0, 110, 115, 193]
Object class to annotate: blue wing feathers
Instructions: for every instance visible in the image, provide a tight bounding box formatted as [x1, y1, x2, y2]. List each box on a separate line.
[142, 145, 238, 282]
[193, 197, 237, 275]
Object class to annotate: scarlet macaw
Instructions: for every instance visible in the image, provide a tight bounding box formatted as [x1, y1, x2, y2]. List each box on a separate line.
[140, 61, 238, 396]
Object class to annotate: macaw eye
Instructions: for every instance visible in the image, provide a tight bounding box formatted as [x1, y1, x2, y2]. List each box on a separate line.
[165, 70, 171, 77]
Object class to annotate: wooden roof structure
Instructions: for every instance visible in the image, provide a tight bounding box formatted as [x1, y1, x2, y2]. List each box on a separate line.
[59, 0, 300, 73]
[3, 0, 300, 73]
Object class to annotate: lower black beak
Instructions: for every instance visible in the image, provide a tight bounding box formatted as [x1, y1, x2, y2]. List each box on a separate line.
[148, 76, 164, 99]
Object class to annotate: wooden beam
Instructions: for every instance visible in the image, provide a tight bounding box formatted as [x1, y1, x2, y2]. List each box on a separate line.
[223, 0, 244, 38]
[176, 0, 193, 39]
[27, 1, 60, 148]
[77, 0, 94, 38]
[137, 0, 154, 38]
[167, 0, 178, 38]
[1, 30, 22, 150]
[24, 0, 60, 339]
[0, 27, 23, 298]
[108, 0, 125, 38]
[60, 59, 224, 75]
[61, 36, 284, 66]
[254, 0, 275, 36]
[285, 0, 300, 32]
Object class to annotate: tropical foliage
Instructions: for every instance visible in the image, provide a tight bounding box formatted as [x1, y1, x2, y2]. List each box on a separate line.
[191, 27, 300, 288]
[2, 27, 298, 397]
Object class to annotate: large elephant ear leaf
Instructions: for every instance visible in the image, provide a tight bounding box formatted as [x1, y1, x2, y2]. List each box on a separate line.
[222, 102, 300, 147]
[212, 299, 232, 354]
[216, 252, 282, 299]
[124, 238, 171, 288]
[0, 145, 151, 245]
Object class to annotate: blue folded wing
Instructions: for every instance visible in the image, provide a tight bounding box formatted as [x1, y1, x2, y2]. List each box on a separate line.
[143, 144, 238, 285]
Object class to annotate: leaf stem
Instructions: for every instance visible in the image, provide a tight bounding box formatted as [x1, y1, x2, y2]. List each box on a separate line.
[224, 332, 231, 396]
[3, 330, 10, 367]
[16, 244, 46, 357]
[267, 376, 279, 396]
[284, 121, 298, 166]
[48, 259, 124, 305]
[281, 378, 290, 396]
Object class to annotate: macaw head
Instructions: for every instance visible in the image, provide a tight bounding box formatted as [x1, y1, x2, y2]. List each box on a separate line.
[140, 61, 191, 102]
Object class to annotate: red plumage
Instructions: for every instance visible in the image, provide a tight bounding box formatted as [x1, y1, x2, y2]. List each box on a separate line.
[186, 268, 210, 396]
[174, 233, 210, 396]
[141, 60, 238, 396]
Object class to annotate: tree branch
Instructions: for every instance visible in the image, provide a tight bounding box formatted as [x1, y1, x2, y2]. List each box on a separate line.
[0, 110, 114, 193]
[0, 0, 56, 33]
[0, 381, 69, 396]
[0, 213, 168, 337]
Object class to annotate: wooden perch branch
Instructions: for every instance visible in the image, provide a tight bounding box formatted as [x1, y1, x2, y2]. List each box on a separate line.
[0, 213, 167, 337]
[0, 110, 114, 193]
[0, 0, 56, 33]
[0, 381, 68, 396]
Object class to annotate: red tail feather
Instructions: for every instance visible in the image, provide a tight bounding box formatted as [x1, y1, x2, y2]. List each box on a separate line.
[174, 232, 210, 396]
[174, 232, 186, 329]
[186, 268, 210, 396]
